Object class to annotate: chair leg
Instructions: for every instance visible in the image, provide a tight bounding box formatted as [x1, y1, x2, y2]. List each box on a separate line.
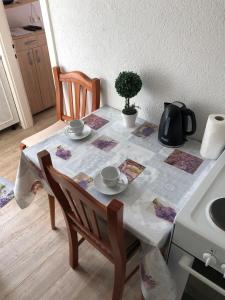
[48, 194, 56, 230]
[112, 264, 126, 300]
[67, 224, 79, 269]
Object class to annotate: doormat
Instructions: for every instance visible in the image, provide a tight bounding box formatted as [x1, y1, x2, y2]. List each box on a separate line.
[0, 177, 14, 208]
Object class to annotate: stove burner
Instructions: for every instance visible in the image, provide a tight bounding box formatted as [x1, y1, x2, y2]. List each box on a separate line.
[209, 198, 225, 231]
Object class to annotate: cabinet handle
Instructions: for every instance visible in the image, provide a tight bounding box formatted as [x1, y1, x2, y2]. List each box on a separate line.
[35, 49, 41, 63]
[27, 52, 33, 65]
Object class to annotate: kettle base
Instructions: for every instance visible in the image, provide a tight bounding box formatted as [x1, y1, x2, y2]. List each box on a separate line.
[158, 139, 185, 148]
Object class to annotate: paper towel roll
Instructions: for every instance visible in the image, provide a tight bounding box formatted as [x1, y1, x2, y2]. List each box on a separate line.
[200, 114, 225, 159]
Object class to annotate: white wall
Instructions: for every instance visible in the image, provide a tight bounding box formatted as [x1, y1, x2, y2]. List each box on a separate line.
[6, 2, 43, 28]
[46, 0, 225, 140]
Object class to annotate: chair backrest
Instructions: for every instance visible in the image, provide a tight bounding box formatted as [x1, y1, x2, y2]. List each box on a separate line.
[38, 150, 126, 263]
[53, 66, 100, 121]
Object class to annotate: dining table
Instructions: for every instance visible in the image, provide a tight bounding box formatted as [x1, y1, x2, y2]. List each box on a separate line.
[14, 105, 216, 300]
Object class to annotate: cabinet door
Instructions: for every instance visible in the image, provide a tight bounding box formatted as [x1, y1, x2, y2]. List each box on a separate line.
[0, 57, 19, 131]
[16, 49, 43, 114]
[34, 46, 55, 109]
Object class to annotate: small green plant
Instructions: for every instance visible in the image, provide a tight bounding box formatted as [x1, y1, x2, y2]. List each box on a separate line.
[115, 71, 142, 115]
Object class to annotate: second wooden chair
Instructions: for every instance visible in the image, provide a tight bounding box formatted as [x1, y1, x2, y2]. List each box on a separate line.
[20, 66, 100, 229]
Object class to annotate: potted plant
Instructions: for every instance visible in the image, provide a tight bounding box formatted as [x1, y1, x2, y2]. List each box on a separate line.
[115, 71, 142, 128]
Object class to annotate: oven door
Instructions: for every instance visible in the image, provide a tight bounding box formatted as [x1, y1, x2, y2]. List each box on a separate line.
[168, 244, 225, 300]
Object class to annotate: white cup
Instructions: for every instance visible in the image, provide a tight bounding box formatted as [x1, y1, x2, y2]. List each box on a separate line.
[67, 120, 84, 136]
[101, 166, 120, 187]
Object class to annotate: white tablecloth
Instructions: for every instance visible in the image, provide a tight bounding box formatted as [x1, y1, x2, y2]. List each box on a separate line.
[14, 106, 215, 300]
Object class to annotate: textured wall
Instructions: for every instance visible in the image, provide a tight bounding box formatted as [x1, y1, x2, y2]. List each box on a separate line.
[48, 0, 225, 140]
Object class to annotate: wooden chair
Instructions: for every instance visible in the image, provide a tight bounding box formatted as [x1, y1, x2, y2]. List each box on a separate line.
[20, 66, 100, 230]
[38, 150, 140, 300]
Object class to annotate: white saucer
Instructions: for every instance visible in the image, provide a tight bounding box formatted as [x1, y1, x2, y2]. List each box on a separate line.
[64, 125, 91, 140]
[94, 173, 128, 195]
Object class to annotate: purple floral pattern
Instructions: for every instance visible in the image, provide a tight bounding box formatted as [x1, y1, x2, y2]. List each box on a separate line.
[141, 263, 157, 289]
[119, 159, 145, 182]
[0, 190, 14, 208]
[91, 135, 118, 152]
[84, 114, 109, 130]
[31, 181, 43, 194]
[73, 172, 93, 190]
[0, 177, 14, 208]
[153, 198, 176, 223]
[132, 122, 157, 138]
[56, 145, 72, 160]
[165, 149, 203, 174]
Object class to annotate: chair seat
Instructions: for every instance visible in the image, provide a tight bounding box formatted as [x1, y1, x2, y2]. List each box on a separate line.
[98, 218, 140, 259]
[21, 120, 66, 147]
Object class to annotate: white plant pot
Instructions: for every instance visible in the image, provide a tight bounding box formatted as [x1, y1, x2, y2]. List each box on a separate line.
[122, 112, 137, 128]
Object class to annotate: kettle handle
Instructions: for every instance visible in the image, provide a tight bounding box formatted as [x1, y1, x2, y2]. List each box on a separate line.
[184, 109, 196, 135]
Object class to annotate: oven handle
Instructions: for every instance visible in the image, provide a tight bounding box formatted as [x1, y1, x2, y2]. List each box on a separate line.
[179, 255, 225, 297]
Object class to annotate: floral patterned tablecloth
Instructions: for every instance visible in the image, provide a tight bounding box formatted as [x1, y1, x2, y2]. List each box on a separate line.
[14, 106, 216, 300]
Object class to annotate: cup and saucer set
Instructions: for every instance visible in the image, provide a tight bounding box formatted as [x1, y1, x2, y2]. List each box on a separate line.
[64, 120, 91, 140]
[94, 166, 128, 195]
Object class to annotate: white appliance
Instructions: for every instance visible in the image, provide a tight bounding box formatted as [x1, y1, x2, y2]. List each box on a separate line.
[168, 150, 225, 300]
[0, 55, 19, 131]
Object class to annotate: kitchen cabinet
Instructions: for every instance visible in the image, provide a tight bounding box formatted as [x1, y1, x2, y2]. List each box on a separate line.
[34, 45, 55, 110]
[0, 56, 19, 131]
[16, 49, 43, 114]
[13, 31, 55, 115]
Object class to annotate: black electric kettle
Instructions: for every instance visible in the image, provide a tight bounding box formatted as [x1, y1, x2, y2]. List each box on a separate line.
[158, 101, 196, 147]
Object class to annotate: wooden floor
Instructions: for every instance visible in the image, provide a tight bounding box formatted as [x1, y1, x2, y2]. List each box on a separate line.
[0, 108, 141, 300]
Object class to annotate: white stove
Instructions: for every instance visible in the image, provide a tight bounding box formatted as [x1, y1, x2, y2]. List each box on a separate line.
[168, 150, 225, 300]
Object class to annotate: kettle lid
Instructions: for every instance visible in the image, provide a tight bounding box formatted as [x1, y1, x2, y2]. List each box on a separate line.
[171, 101, 186, 109]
